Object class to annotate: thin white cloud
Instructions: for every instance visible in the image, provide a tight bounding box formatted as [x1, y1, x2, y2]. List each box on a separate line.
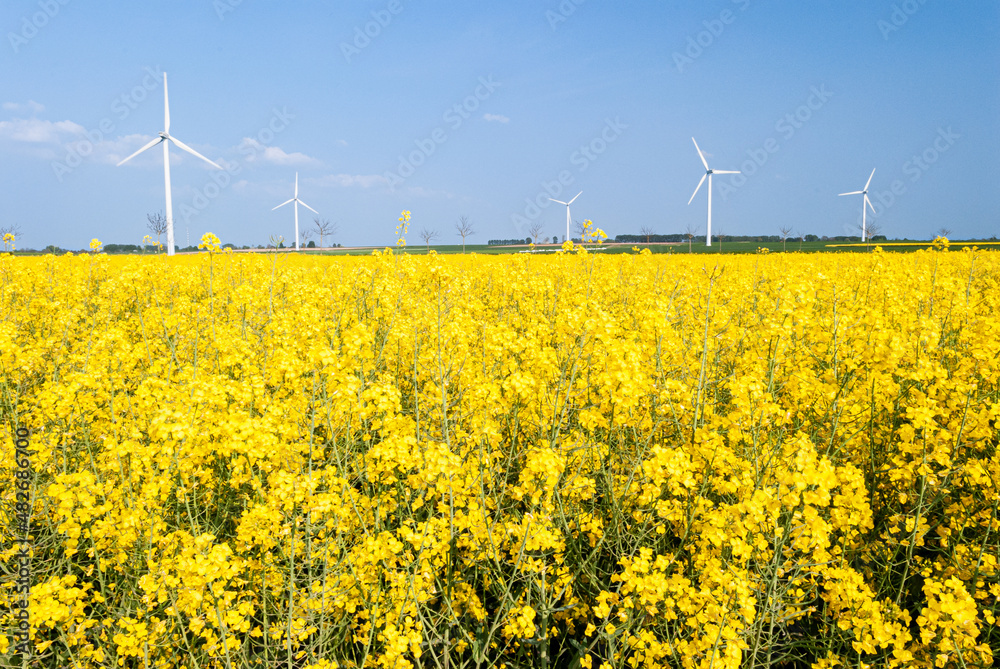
[0, 117, 85, 143]
[313, 173, 388, 189]
[0, 110, 317, 172]
[239, 138, 322, 167]
[405, 185, 456, 199]
[2, 101, 45, 115]
[0, 111, 219, 168]
[260, 146, 322, 167]
[483, 113, 510, 124]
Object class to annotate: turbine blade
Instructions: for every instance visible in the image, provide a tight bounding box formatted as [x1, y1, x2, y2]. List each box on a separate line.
[688, 174, 707, 205]
[839, 191, 863, 196]
[865, 195, 876, 215]
[865, 168, 876, 190]
[567, 191, 582, 205]
[168, 136, 223, 169]
[272, 199, 294, 210]
[548, 198, 568, 205]
[163, 73, 170, 134]
[714, 170, 740, 174]
[298, 200, 319, 215]
[692, 137, 709, 170]
[116, 136, 164, 166]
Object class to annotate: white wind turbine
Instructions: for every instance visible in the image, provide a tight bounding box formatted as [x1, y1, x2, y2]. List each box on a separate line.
[116, 73, 222, 256]
[839, 168, 877, 242]
[272, 173, 318, 250]
[548, 191, 582, 242]
[687, 137, 740, 247]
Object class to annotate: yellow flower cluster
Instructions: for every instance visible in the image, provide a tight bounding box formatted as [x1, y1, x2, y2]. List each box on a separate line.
[580, 220, 608, 245]
[199, 232, 222, 254]
[396, 210, 411, 248]
[0, 247, 997, 668]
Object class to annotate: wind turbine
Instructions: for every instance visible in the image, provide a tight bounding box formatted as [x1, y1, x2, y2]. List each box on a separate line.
[548, 191, 582, 242]
[272, 173, 318, 250]
[687, 138, 740, 247]
[116, 73, 222, 256]
[839, 168, 877, 242]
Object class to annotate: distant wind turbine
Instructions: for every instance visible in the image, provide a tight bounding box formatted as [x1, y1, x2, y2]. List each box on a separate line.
[117, 73, 222, 256]
[272, 173, 318, 250]
[687, 138, 740, 247]
[548, 191, 582, 242]
[839, 168, 877, 242]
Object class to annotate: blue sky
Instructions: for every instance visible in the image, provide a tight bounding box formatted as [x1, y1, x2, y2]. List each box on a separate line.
[1, 0, 997, 249]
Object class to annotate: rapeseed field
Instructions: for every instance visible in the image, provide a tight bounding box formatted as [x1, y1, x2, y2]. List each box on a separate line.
[1, 246, 997, 668]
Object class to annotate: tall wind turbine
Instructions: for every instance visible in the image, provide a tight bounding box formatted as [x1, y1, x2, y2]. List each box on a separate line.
[687, 138, 740, 247]
[117, 73, 222, 256]
[548, 191, 582, 242]
[272, 173, 318, 250]
[839, 168, 877, 242]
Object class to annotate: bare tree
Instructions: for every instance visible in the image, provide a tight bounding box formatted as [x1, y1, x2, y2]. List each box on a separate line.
[0, 223, 20, 251]
[716, 226, 726, 253]
[865, 221, 882, 252]
[527, 221, 544, 245]
[640, 226, 656, 244]
[684, 223, 697, 253]
[937, 227, 952, 239]
[572, 219, 586, 239]
[779, 225, 793, 252]
[0, 222, 22, 238]
[301, 229, 313, 247]
[455, 216, 476, 253]
[147, 212, 167, 246]
[313, 218, 338, 248]
[420, 227, 439, 252]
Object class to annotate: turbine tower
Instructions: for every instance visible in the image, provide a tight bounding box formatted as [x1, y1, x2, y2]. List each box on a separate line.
[687, 138, 740, 247]
[839, 168, 877, 243]
[272, 173, 318, 250]
[548, 191, 582, 243]
[117, 73, 222, 256]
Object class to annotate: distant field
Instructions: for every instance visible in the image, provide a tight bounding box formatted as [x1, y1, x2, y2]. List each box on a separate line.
[292, 239, 994, 256]
[10, 239, 998, 257]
